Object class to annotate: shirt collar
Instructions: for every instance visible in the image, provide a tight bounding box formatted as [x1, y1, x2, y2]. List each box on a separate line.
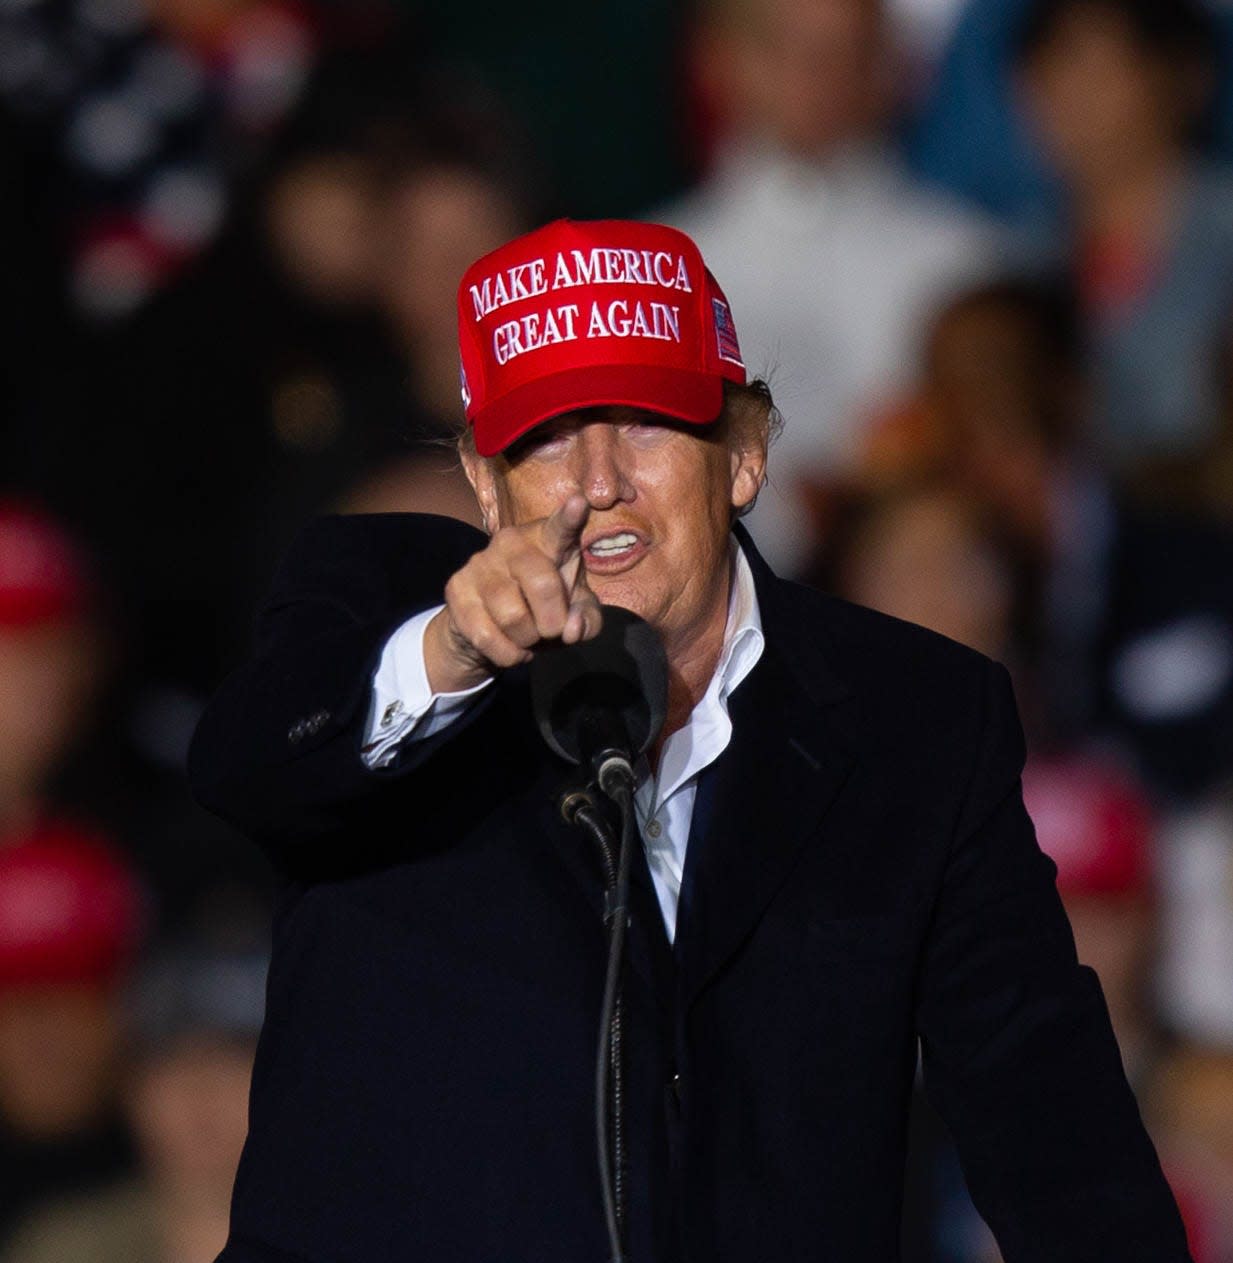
[711, 534, 764, 708]
[664, 535, 765, 762]
[635, 534, 766, 814]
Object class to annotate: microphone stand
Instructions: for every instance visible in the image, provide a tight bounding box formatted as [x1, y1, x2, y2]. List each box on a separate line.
[561, 751, 638, 1263]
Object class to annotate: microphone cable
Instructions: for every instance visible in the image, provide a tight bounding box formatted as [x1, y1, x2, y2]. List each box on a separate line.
[562, 758, 637, 1263]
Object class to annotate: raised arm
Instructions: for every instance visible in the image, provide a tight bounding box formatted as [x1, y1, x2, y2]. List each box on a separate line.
[188, 512, 489, 848]
[189, 501, 604, 856]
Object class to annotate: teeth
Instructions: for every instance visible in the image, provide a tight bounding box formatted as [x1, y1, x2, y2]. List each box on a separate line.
[589, 532, 638, 555]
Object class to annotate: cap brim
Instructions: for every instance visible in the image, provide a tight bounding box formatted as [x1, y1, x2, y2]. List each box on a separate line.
[470, 364, 725, 457]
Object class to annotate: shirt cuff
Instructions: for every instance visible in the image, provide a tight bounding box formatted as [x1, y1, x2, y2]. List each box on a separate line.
[361, 605, 493, 768]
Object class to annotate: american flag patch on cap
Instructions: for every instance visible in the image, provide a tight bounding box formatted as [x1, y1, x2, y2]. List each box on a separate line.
[712, 298, 743, 367]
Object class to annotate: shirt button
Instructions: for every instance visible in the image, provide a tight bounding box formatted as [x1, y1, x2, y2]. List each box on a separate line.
[646, 819, 661, 839]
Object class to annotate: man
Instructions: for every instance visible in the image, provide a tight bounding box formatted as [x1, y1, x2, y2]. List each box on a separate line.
[189, 219, 1190, 1262]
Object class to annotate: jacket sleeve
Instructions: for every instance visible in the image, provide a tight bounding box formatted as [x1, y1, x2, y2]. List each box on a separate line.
[915, 660, 1192, 1263]
[187, 512, 492, 854]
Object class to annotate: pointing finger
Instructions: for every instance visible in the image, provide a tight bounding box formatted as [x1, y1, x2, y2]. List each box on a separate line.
[539, 494, 589, 568]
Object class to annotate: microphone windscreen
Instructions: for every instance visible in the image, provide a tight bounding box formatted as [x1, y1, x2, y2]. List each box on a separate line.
[530, 606, 668, 765]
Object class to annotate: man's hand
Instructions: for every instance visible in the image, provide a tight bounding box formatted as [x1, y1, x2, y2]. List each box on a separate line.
[423, 495, 603, 693]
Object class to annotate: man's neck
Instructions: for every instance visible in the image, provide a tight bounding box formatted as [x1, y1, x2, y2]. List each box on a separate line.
[650, 558, 736, 768]
[658, 630, 726, 755]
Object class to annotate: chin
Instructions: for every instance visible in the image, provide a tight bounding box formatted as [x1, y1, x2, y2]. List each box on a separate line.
[591, 580, 658, 627]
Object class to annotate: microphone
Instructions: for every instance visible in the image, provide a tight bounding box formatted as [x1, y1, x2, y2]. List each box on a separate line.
[530, 604, 668, 795]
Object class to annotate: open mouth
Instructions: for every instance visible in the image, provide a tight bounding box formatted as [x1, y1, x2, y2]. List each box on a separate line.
[587, 532, 639, 558]
[583, 529, 648, 572]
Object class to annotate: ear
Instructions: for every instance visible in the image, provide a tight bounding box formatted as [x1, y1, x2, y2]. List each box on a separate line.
[460, 443, 501, 534]
[729, 421, 768, 515]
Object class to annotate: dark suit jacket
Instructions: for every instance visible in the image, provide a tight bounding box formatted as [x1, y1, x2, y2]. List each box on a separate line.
[189, 513, 1190, 1263]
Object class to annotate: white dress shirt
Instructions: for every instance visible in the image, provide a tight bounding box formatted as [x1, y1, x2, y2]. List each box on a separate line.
[361, 539, 765, 942]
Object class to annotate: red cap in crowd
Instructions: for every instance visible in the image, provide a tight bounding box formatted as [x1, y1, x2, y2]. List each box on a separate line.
[0, 501, 91, 628]
[457, 219, 747, 456]
[1022, 754, 1153, 898]
[0, 821, 145, 990]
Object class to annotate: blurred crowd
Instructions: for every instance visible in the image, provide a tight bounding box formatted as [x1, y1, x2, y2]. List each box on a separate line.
[2, 0, 1233, 1259]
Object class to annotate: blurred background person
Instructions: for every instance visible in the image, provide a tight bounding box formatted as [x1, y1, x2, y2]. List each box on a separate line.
[330, 106, 537, 523]
[0, 495, 269, 941]
[1142, 1043, 1233, 1263]
[50, 83, 526, 716]
[1022, 753, 1158, 1076]
[855, 277, 1233, 806]
[662, 0, 998, 576]
[1143, 784, 1233, 1258]
[1012, 0, 1233, 483]
[1, 920, 268, 1263]
[827, 481, 1016, 660]
[0, 825, 145, 1249]
[907, 0, 1233, 225]
[0, 0, 321, 326]
[372, 115, 532, 444]
[220, 93, 523, 582]
[1155, 785, 1233, 1056]
[0, 503, 107, 843]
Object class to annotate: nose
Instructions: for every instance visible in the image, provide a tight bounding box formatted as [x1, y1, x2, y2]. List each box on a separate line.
[573, 424, 634, 510]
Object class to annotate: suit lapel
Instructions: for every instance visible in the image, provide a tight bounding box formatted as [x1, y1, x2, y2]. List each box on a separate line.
[674, 525, 864, 1015]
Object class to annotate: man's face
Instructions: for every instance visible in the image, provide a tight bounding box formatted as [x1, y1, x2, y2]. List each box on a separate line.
[464, 407, 765, 658]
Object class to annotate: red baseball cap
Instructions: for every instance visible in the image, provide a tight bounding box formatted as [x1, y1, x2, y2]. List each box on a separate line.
[457, 219, 747, 456]
[1022, 754, 1153, 898]
[0, 501, 91, 628]
[0, 819, 145, 990]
